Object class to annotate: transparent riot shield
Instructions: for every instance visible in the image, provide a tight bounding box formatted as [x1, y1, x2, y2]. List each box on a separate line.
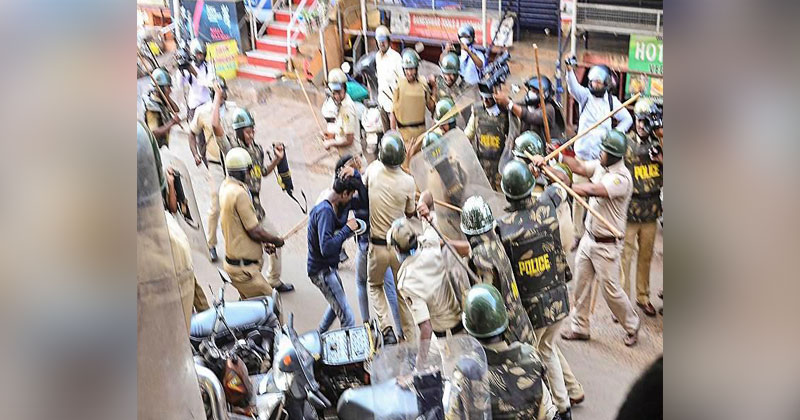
[368, 336, 491, 420]
[160, 147, 210, 262]
[410, 127, 507, 240]
[137, 121, 206, 419]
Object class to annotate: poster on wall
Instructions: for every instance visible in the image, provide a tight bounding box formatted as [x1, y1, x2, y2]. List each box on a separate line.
[179, 0, 243, 51]
[208, 39, 239, 80]
[390, 9, 502, 46]
[625, 34, 663, 98]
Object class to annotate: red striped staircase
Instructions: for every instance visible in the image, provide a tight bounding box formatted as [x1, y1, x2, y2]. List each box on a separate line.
[238, 2, 313, 83]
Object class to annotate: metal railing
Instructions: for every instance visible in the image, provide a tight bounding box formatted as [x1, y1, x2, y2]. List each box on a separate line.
[246, 0, 295, 51]
[286, 0, 310, 70]
[575, 2, 662, 37]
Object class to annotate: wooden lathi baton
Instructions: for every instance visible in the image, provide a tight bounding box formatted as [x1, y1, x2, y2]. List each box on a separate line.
[533, 44, 552, 145]
[137, 51, 185, 129]
[280, 215, 309, 241]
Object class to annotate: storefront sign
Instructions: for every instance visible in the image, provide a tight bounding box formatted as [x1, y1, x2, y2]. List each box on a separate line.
[625, 34, 663, 97]
[390, 9, 498, 45]
[179, 0, 243, 50]
[207, 39, 239, 80]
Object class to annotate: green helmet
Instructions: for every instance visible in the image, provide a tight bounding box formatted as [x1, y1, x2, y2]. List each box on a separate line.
[422, 131, 441, 149]
[599, 129, 627, 158]
[230, 107, 255, 130]
[501, 159, 535, 200]
[463, 284, 508, 338]
[439, 52, 460, 75]
[225, 147, 253, 172]
[460, 195, 495, 236]
[634, 97, 654, 119]
[434, 98, 457, 125]
[378, 130, 406, 167]
[512, 131, 545, 159]
[387, 217, 418, 252]
[209, 76, 228, 100]
[401, 48, 420, 69]
[151, 67, 172, 87]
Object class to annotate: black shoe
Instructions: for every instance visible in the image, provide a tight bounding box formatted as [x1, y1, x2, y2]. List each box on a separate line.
[382, 326, 397, 345]
[275, 282, 295, 293]
[558, 408, 572, 420]
[209, 247, 218, 262]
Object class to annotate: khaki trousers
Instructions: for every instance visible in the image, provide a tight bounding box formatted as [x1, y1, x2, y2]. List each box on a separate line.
[569, 234, 640, 335]
[176, 270, 195, 332]
[223, 261, 273, 299]
[571, 158, 589, 242]
[206, 163, 225, 248]
[557, 200, 574, 254]
[535, 320, 582, 412]
[259, 217, 283, 287]
[367, 243, 417, 342]
[193, 277, 210, 312]
[621, 221, 658, 305]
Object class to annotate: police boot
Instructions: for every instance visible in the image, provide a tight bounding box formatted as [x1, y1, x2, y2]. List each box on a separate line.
[382, 326, 398, 345]
[557, 407, 573, 420]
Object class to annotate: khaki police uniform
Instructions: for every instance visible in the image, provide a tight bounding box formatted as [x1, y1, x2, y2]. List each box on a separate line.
[332, 94, 365, 167]
[364, 160, 417, 339]
[143, 91, 172, 147]
[190, 101, 233, 249]
[397, 215, 463, 343]
[164, 210, 196, 331]
[392, 76, 430, 153]
[219, 177, 273, 298]
[568, 159, 640, 336]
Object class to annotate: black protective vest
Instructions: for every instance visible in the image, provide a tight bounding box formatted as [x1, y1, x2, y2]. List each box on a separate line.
[624, 133, 663, 222]
[474, 105, 509, 161]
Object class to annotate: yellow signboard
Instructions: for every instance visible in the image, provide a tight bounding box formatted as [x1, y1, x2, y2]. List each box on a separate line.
[207, 39, 239, 80]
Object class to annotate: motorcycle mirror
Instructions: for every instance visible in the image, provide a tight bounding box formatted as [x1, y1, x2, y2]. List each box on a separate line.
[217, 267, 232, 284]
[415, 42, 424, 53]
[511, 84, 521, 94]
[341, 62, 351, 74]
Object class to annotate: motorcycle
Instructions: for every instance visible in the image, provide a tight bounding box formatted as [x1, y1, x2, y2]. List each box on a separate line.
[337, 336, 490, 420]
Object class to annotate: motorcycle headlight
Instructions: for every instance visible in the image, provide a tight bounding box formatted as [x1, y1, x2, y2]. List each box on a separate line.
[272, 365, 291, 392]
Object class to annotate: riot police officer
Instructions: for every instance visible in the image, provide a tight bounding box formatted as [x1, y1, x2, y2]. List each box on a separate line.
[494, 75, 565, 142]
[142, 67, 181, 148]
[428, 52, 469, 117]
[621, 98, 663, 316]
[322, 68, 364, 169]
[497, 160, 583, 418]
[457, 195, 537, 346]
[219, 147, 286, 299]
[461, 284, 558, 420]
[229, 107, 294, 293]
[465, 88, 511, 191]
[363, 131, 418, 343]
[434, 98, 458, 135]
[390, 49, 431, 156]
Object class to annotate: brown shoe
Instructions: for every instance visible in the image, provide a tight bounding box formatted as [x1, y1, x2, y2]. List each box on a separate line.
[637, 301, 657, 317]
[561, 330, 590, 341]
[569, 394, 585, 406]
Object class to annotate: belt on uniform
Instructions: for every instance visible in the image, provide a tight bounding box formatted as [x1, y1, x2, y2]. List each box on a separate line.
[434, 320, 464, 338]
[396, 121, 425, 128]
[632, 191, 661, 199]
[587, 231, 619, 244]
[369, 236, 388, 246]
[208, 160, 222, 166]
[225, 257, 259, 266]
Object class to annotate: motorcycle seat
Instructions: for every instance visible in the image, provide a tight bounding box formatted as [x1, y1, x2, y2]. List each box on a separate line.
[190, 298, 275, 339]
[337, 379, 417, 419]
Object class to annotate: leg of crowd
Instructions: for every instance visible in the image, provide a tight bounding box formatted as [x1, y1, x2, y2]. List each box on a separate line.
[635, 221, 658, 306]
[568, 235, 596, 336]
[621, 221, 642, 295]
[536, 322, 572, 413]
[312, 269, 355, 333]
[206, 164, 225, 248]
[367, 244, 393, 331]
[356, 240, 404, 337]
[225, 262, 273, 299]
[193, 277, 210, 312]
[595, 242, 640, 335]
[260, 218, 283, 288]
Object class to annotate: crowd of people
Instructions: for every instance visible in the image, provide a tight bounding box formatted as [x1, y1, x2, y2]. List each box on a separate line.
[139, 24, 663, 419]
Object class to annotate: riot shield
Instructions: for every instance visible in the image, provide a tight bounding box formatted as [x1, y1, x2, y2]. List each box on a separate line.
[160, 147, 210, 262]
[410, 127, 507, 240]
[137, 122, 206, 419]
[368, 336, 491, 420]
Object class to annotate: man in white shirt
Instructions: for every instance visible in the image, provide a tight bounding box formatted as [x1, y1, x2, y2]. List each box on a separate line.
[176, 39, 214, 165]
[565, 60, 632, 247]
[374, 25, 403, 131]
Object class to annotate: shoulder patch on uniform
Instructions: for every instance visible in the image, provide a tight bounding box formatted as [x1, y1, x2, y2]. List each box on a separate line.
[613, 177, 622, 185]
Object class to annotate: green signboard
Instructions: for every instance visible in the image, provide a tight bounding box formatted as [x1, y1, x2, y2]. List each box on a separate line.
[625, 35, 663, 98]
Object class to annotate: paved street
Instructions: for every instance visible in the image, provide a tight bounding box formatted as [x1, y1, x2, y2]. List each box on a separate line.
[141, 76, 663, 419]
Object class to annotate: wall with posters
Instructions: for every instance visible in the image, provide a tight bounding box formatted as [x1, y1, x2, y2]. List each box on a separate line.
[207, 39, 240, 79]
[179, 0, 249, 52]
[389, 8, 500, 45]
[625, 34, 663, 97]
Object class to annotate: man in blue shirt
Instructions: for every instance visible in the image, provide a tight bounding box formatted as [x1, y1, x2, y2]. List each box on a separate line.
[307, 162, 367, 332]
[449, 24, 485, 85]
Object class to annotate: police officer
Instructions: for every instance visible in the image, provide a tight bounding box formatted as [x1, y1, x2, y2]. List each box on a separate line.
[177, 39, 214, 164]
[428, 52, 469, 116]
[189, 77, 234, 261]
[446, 24, 485, 85]
[455, 195, 537, 346]
[465, 89, 511, 191]
[388, 212, 464, 362]
[497, 160, 583, 418]
[621, 98, 663, 317]
[553, 130, 641, 346]
[363, 132, 418, 343]
[461, 284, 559, 420]
[219, 147, 286, 298]
[433, 98, 458, 135]
[494, 76, 565, 142]
[390, 49, 431, 156]
[229, 107, 295, 293]
[142, 68, 181, 148]
[323, 68, 364, 169]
